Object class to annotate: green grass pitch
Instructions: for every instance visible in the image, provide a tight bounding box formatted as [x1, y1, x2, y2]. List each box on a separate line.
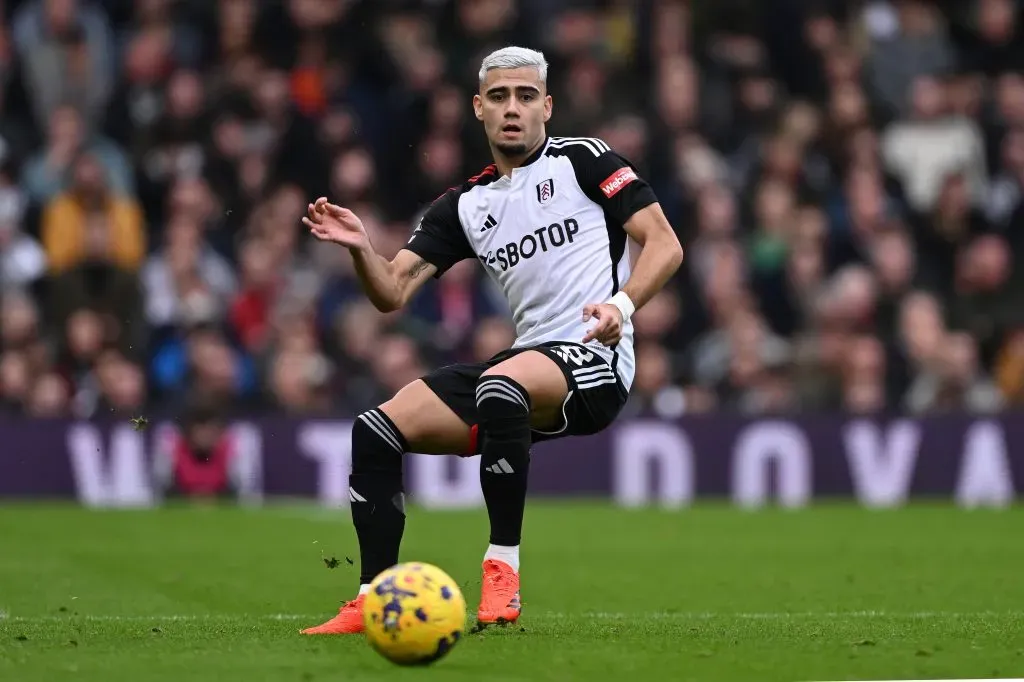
[0, 502, 1022, 681]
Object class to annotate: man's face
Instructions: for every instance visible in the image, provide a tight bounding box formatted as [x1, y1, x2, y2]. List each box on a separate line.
[474, 66, 551, 157]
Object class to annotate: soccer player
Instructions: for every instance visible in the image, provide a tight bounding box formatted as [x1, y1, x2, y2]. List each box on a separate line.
[301, 46, 683, 634]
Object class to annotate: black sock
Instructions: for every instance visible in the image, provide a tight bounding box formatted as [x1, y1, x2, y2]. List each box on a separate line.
[476, 375, 532, 547]
[349, 408, 408, 587]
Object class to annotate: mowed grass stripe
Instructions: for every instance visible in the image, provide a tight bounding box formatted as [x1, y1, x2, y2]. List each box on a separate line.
[4, 610, 1024, 622]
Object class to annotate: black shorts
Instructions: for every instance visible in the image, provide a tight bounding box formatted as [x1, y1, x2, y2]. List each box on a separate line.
[420, 341, 628, 454]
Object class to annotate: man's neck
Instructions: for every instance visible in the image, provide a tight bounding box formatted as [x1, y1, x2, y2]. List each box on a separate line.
[492, 136, 546, 177]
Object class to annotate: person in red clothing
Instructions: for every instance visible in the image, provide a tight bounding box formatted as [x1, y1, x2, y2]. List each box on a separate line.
[153, 398, 238, 500]
[229, 237, 279, 354]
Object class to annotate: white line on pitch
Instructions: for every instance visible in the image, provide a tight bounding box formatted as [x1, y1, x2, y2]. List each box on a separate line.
[2, 610, 1023, 623]
[548, 610, 1024, 620]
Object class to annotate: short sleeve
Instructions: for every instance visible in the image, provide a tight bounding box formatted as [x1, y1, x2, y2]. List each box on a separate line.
[571, 143, 658, 226]
[403, 190, 474, 278]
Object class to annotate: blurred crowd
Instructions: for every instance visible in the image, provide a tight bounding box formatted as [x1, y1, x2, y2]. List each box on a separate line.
[1, 0, 1024, 421]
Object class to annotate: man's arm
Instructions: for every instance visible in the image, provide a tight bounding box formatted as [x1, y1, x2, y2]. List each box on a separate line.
[564, 140, 683, 345]
[307, 192, 471, 313]
[582, 203, 682, 344]
[619, 202, 684, 311]
[350, 247, 437, 313]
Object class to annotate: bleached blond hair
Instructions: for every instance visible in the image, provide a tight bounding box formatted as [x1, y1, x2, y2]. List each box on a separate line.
[478, 46, 548, 85]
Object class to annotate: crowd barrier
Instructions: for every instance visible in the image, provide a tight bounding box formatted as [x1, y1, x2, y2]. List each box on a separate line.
[0, 415, 1020, 508]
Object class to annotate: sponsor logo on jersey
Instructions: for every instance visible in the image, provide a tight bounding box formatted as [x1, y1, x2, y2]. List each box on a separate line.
[599, 167, 637, 198]
[480, 214, 498, 232]
[536, 178, 555, 205]
[479, 218, 580, 272]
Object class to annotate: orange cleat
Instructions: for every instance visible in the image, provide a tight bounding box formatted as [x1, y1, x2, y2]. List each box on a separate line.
[476, 559, 521, 625]
[300, 594, 366, 635]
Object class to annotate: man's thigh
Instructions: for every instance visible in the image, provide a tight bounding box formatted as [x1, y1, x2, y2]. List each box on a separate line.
[512, 342, 627, 441]
[389, 347, 610, 456]
[482, 350, 570, 431]
[409, 352, 571, 452]
[378, 379, 474, 455]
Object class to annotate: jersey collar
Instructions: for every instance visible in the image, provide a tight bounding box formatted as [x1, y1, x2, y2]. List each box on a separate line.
[508, 137, 550, 180]
[521, 136, 550, 167]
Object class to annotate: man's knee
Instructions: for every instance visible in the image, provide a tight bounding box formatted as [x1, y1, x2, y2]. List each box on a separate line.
[475, 374, 532, 423]
[351, 408, 407, 474]
[377, 380, 474, 455]
[481, 352, 569, 430]
[475, 375, 531, 481]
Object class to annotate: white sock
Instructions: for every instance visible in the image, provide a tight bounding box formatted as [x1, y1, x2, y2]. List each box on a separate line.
[484, 543, 520, 572]
[358, 584, 371, 596]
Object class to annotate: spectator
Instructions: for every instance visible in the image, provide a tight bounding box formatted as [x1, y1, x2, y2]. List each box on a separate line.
[881, 75, 988, 213]
[0, 0, 1019, 418]
[13, 0, 116, 132]
[905, 331, 1004, 413]
[152, 396, 256, 501]
[627, 341, 688, 419]
[41, 151, 145, 273]
[229, 236, 278, 354]
[93, 349, 146, 415]
[0, 349, 32, 414]
[47, 211, 144, 355]
[21, 104, 134, 205]
[0, 176, 46, 290]
[865, 0, 956, 121]
[994, 327, 1024, 405]
[841, 335, 888, 414]
[1, 291, 48, 374]
[58, 307, 104, 382]
[141, 213, 235, 332]
[25, 370, 70, 416]
[150, 321, 257, 409]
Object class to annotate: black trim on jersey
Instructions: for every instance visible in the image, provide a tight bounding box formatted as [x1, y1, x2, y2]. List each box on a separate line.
[544, 137, 657, 295]
[545, 137, 658, 375]
[519, 137, 549, 168]
[544, 137, 658, 228]
[609, 244, 622, 374]
[404, 165, 499, 277]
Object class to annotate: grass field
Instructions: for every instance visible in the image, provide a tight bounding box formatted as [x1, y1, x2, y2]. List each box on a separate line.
[0, 502, 1022, 682]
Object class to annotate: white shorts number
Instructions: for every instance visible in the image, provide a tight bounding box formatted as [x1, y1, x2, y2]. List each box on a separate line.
[552, 344, 594, 367]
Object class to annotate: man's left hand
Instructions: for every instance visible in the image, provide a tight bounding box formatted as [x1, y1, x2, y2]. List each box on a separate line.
[582, 303, 624, 346]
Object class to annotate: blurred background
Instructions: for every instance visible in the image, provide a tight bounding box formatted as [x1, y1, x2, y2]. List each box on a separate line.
[1, 0, 1024, 428]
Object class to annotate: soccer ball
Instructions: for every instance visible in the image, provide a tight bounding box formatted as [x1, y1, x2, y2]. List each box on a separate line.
[362, 562, 467, 666]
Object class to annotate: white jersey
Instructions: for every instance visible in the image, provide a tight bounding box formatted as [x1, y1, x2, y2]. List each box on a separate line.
[404, 136, 658, 392]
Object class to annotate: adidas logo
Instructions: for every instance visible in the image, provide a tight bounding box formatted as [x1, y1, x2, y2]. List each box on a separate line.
[480, 214, 498, 232]
[485, 458, 515, 474]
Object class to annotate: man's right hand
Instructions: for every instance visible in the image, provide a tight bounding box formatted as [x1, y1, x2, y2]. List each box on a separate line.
[303, 197, 370, 251]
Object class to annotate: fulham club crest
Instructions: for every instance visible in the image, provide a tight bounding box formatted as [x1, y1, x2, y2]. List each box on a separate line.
[536, 178, 555, 205]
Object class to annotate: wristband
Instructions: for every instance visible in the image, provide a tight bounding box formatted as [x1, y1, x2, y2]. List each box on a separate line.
[606, 291, 636, 322]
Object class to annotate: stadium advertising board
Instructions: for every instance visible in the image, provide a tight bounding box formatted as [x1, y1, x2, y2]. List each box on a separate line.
[0, 416, 1020, 508]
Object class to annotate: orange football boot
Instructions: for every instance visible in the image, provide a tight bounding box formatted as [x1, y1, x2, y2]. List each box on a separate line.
[477, 559, 521, 625]
[300, 594, 365, 635]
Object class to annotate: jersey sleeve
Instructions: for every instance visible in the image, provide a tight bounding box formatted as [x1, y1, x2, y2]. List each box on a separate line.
[571, 142, 659, 226]
[403, 189, 474, 278]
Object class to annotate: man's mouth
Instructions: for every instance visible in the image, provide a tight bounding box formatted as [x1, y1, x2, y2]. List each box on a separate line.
[502, 123, 522, 133]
